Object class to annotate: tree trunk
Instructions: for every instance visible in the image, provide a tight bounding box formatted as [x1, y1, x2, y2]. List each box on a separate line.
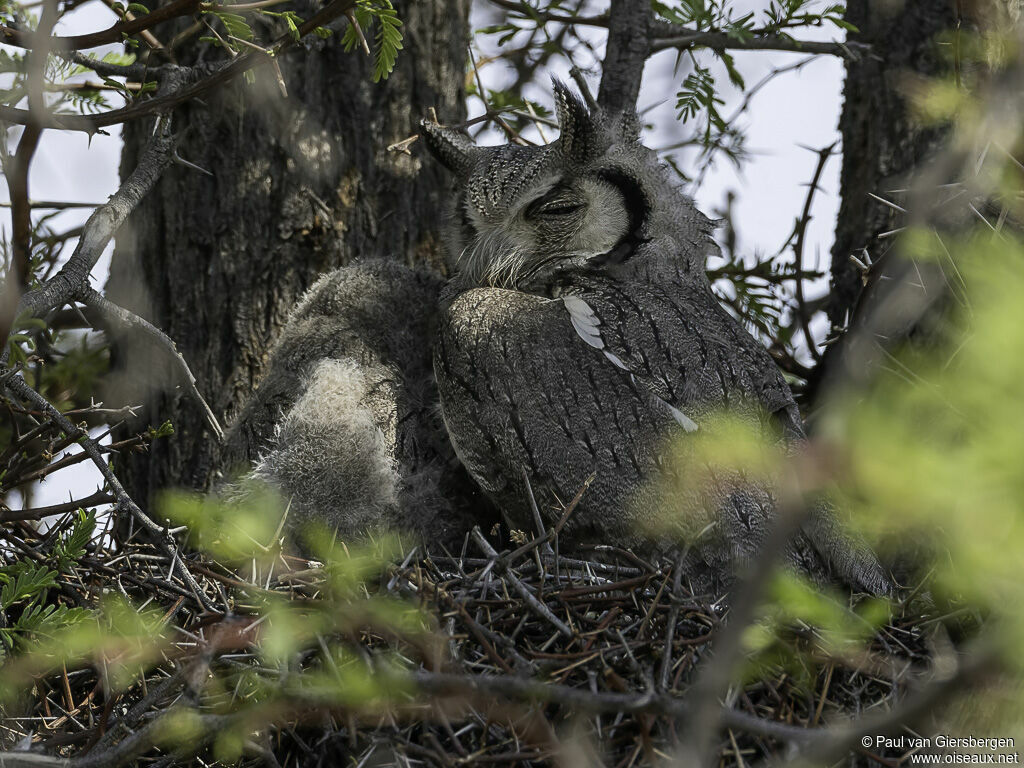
[808, 0, 957, 402]
[106, 1, 469, 507]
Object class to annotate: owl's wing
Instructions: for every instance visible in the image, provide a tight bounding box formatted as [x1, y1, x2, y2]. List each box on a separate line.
[560, 284, 800, 435]
[561, 286, 893, 595]
[563, 293, 700, 432]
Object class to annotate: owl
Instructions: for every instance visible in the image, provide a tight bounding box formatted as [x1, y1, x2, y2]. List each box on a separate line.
[224, 260, 481, 550]
[422, 82, 891, 594]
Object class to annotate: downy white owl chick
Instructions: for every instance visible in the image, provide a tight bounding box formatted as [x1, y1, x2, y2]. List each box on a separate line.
[422, 81, 892, 595]
[224, 260, 480, 549]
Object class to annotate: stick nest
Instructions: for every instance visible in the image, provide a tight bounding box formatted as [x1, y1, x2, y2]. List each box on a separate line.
[0, 512, 949, 768]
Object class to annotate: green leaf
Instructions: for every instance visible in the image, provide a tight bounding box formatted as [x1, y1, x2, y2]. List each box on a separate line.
[720, 51, 745, 89]
[372, 2, 403, 82]
[51, 509, 96, 570]
[208, 10, 254, 42]
[126, 3, 149, 13]
[0, 564, 57, 610]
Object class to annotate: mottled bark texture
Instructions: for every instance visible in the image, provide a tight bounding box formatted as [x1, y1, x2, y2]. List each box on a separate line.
[106, 1, 470, 506]
[597, 0, 650, 114]
[810, 0, 956, 400]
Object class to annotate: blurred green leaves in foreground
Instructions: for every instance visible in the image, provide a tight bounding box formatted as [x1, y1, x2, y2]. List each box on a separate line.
[0, 484, 432, 760]
[832, 235, 1024, 627]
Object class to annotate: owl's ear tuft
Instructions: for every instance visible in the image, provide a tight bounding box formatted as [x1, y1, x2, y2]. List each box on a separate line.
[420, 120, 480, 176]
[552, 79, 599, 164]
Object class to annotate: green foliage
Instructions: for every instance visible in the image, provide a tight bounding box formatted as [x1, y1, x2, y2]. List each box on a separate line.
[260, 9, 302, 42]
[4, 313, 46, 366]
[52, 509, 97, 570]
[651, 0, 853, 167]
[205, 9, 255, 43]
[159, 483, 288, 567]
[829, 234, 1024, 636]
[67, 51, 136, 77]
[0, 563, 57, 611]
[0, 560, 90, 660]
[743, 571, 889, 680]
[341, 0, 404, 82]
[35, 332, 110, 412]
[147, 419, 175, 439]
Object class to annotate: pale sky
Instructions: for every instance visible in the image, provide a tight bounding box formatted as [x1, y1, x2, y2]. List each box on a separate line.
[2, 0, 849, 511]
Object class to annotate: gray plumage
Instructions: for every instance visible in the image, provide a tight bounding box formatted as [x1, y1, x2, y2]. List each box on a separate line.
[423, 81, 891, 594]
[224, 260, 478, 548]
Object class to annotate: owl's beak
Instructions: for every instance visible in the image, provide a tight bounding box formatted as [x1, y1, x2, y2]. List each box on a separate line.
[420, 120, 481, 176]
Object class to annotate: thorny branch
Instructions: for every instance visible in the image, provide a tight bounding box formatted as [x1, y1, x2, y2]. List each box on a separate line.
[80, 287, 224, 442]
[2, 371, 219, 613]
[0, 518, 979, 766]
[788, 142, 838, 364]
[0, 490, 115, 523]
[487, 0, 868, 63]
[650, 31, 868, 58]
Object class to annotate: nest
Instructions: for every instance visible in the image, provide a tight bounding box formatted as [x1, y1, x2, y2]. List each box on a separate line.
[0, 504, 944, 768]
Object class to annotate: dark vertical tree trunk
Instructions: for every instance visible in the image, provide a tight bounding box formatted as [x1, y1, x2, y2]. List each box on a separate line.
[107, 1, 469, 507]
[808, 0, 957, 402]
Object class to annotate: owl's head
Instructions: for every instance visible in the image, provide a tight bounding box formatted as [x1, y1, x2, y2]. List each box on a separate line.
[422, 81, 711, 290]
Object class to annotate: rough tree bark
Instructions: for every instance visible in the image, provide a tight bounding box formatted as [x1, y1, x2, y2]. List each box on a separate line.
[808, 0, 957, 401]
[107, 2, 470, 505]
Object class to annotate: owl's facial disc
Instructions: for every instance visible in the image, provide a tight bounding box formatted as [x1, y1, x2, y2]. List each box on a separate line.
[461, 176, 630, 288]
[521, 179, 627, 253]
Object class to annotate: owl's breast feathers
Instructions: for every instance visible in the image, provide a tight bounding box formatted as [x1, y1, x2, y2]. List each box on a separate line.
[433, 279, 798, 541]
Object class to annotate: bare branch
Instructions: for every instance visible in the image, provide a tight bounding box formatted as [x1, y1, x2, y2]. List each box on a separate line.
[63, 51, 150, 80]
[0, 490, 114, 523]
[0, 0, 202, 51]
[80, 286, 224, 441]
[8, 125, 42, 293]
[6, 0, 57, 292]
[471, 526, 573, 637]
[790, 142, 838, 364]
[651, 31, 869, 58]
[486, 0, 609, 28]
[2, 130, 174, 358]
